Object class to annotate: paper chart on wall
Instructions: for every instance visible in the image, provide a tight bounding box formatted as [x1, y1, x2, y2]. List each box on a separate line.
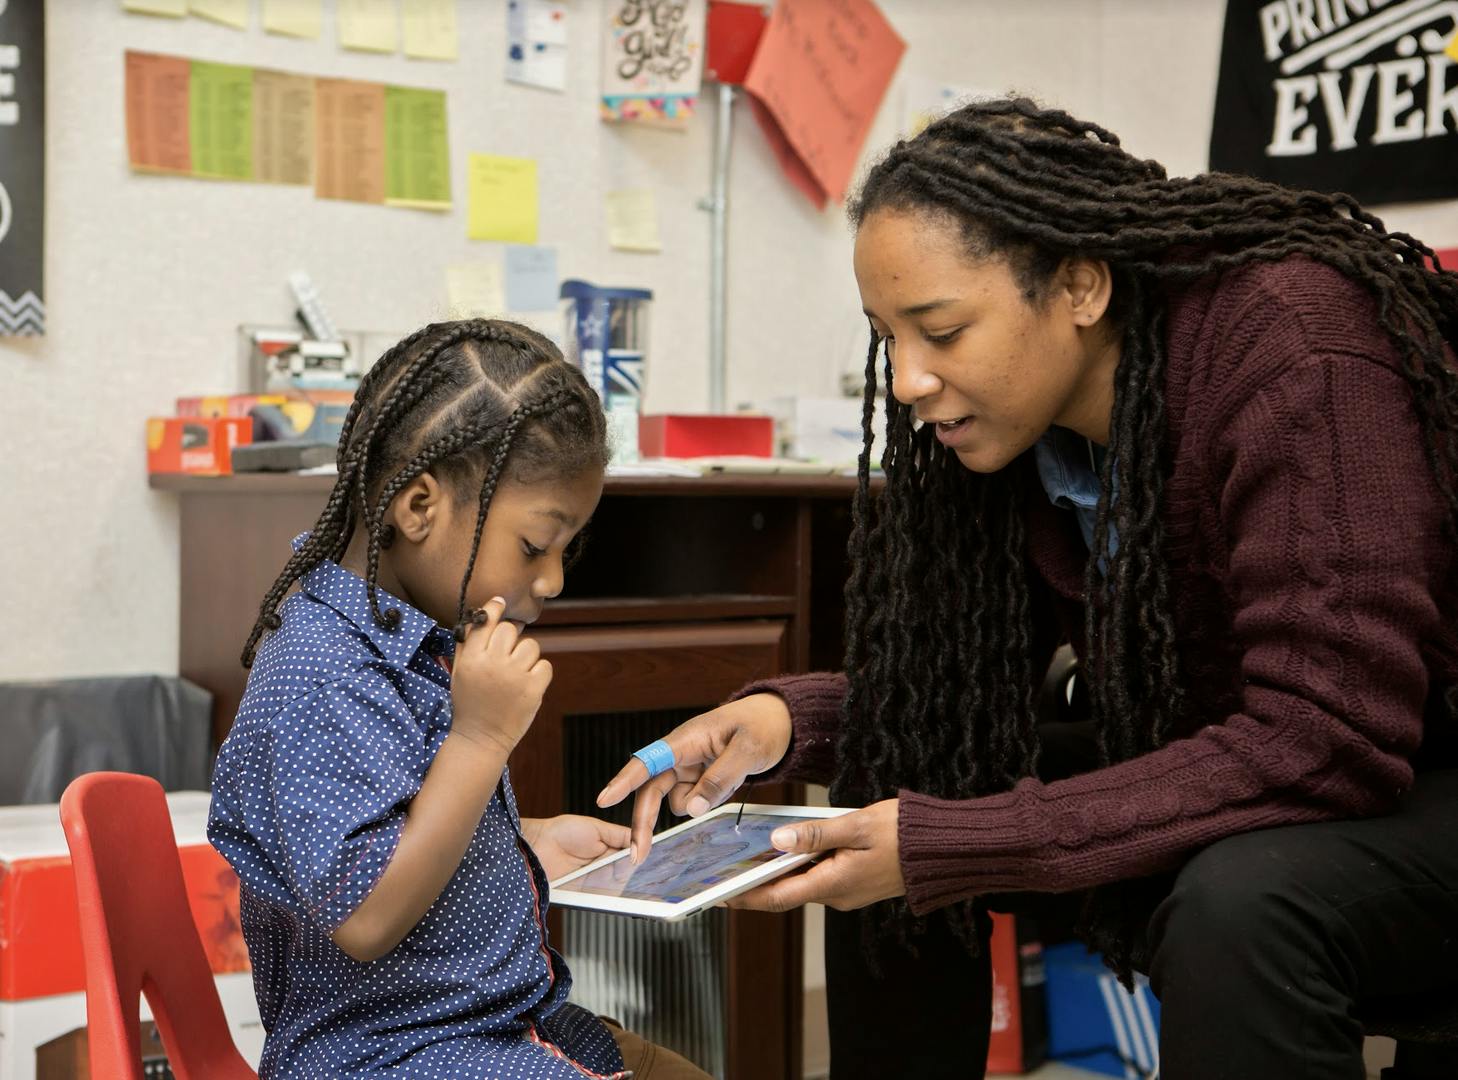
[263, 0, 322, 38]
[600, 0, 707, 127]
[314, 77, 387, 203]
[402, 0, 459, 60]
[126, 51, 193, 173]
[384, 86, 451, 208]
[189, 60, 254, 180]
[252, 69, 314, 185]
[742, 0, 905, 207]
[506, 0, 569, 92]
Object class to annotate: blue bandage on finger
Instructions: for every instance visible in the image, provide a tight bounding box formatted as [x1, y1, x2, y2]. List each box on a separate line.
[632, 739, 676, 780]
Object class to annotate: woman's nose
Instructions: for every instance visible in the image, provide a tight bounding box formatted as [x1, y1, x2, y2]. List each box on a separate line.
[890, 347, 941, 405]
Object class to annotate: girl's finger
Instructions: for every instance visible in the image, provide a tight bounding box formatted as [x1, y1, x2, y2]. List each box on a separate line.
[460, 596, 507, 647]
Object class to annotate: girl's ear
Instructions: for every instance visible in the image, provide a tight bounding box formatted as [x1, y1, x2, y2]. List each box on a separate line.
[389, 471, 447, 544]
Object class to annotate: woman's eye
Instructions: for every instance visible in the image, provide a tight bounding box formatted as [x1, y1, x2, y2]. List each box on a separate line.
[924, 328, 963, 345]
[521, 540, 547, 558]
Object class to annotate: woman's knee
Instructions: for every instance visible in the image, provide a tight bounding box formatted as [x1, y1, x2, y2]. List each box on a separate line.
[1148, 829, 1353, 973]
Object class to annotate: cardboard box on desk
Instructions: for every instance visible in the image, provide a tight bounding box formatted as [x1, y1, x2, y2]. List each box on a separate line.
[638, 414, 774, 458]
[146, 418, 252, 476]
[0, 794, 262, 1079]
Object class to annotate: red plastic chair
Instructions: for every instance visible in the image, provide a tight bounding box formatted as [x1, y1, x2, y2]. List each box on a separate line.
[60, 772, 257, 1080]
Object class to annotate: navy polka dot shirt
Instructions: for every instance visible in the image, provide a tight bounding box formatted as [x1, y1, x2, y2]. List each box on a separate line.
[208, 542, 627, 1079]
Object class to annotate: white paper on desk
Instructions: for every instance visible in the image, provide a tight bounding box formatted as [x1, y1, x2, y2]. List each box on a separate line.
[507, 0, 569, 92]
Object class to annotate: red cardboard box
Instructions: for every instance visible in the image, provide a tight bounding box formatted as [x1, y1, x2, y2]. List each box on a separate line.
[0, 793, 249, 1002]
[638, 413, 774, 458]
[146, 417, 252, 476]
[0, 795, 261, 1080]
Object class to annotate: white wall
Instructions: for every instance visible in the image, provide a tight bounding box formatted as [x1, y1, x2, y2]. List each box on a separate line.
[2, 0, 1455, 681]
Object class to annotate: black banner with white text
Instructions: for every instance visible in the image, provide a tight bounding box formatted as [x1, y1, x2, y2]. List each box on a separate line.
[1210, 0, 1458, 205]
[0, 0, 43, 335]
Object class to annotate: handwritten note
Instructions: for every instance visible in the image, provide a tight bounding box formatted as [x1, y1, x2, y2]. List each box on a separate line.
[126, 52, 193, 173]
[505, 246, 559, 311]
[123, 0, 186, 17]
[315, 78, 386, 204]
[384, 86, 451, 208]
[600, 0, 707, 127]
[263, 0, 322, 38]
[189, 61, 254, 180]
[467, 154, 539, 244]
[743, 0, 905, 207]
[252, 69, 314, 185]
[606, 189, 662, 252]
[447, 262, 507, 318]
[189, 0, 248, 29]
[339, 0, 398, 53]
[403, 0, 459, 60]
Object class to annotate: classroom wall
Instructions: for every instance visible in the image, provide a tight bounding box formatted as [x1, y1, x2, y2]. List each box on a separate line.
[2, 0, 1455, 683]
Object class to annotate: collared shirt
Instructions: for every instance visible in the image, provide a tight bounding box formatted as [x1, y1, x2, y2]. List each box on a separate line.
[1033, 425, 1118, 563]
[208, 540, 626, 1080]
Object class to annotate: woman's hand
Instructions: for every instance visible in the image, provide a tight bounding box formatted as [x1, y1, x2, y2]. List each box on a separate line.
[595, 693, 794, 863]
[729, 799, 905, 913]
[522, 815, 632, 881]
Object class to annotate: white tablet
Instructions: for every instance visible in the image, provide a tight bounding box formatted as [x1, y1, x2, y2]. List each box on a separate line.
[549, 803, 852, 921]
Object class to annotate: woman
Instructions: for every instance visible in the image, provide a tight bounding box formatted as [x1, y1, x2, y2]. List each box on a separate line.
[599, 98, 1458, 1080]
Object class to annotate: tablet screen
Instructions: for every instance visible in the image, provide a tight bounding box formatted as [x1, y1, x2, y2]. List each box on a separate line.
[554, 813, 819, 904]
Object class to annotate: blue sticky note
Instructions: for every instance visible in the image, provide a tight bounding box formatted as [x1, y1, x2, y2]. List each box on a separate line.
[505, 245, 559, 311]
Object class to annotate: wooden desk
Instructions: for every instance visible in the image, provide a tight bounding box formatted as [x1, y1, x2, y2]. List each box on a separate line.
[153, 471, 869, 1080]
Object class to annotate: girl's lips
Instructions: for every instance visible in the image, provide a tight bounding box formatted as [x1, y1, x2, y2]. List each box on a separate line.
[933, 417, 974, 446]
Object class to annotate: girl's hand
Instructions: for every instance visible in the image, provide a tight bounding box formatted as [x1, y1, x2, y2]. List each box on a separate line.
[728, 799, 905, 913]
[450, 597, 553, 756]
[594, 693, 794, 863]
[523, 815, 632, 881]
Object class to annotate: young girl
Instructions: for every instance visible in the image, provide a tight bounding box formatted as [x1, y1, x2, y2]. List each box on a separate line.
[208, 320, 709, 1079]
[601, 99, 1458, 1079]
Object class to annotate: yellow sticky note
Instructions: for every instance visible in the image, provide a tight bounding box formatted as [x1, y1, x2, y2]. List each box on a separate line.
[446, 262, 506, 318]
[263, 0, 322, 38]
[403, 0, 458, 61]
[189, 0, 248, 28]
[1448, 31, 1458, 63]
[123, 0, 186, 16]
[606, 189, 663, 253]
[339, 0, 398, 53]
[468, 154, 539, 244]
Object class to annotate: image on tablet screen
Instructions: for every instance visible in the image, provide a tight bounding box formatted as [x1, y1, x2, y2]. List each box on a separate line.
[556, 813, 820, 903]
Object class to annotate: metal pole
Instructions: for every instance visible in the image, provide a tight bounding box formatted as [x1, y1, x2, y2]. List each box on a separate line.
[701, 81, 736, 413]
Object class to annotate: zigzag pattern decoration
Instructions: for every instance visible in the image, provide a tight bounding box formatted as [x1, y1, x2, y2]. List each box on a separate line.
[0, 290, 44, 336]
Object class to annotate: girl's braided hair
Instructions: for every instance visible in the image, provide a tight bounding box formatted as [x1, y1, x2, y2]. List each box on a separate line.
[242, 318, 607, 667]
[839, 96, 1458, 980]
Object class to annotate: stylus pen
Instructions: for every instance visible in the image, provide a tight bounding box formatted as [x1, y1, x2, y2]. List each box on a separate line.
[734, 801, 745, 829]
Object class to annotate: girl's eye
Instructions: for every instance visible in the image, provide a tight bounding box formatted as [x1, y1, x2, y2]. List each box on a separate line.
[521, 540, 547, 559]
[924, 328, 963, 345]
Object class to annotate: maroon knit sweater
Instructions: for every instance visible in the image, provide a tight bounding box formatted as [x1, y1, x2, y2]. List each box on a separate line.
[737, 256, 1458, 917]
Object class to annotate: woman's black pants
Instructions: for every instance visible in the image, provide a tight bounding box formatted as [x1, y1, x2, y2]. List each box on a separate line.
[825, 766, 1458, 1080]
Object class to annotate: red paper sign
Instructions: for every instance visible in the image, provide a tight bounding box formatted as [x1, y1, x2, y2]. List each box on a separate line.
[743, 0, 904, 208]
